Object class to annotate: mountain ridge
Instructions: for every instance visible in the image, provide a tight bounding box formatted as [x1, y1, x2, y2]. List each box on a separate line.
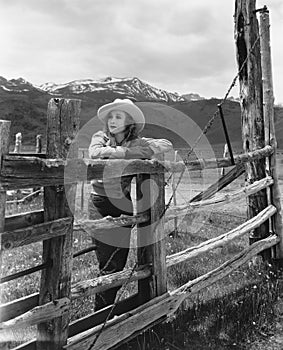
[0, 75, 282, 150]
[0, 76, 189, 103]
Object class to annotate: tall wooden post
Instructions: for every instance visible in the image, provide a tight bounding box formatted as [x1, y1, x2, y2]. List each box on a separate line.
[0, 121, 11, 301]
[259, 7, 283, 259]
[136, 169, 167, 304]
[37, 98, 81, 350]
[234, 0, 269, 258]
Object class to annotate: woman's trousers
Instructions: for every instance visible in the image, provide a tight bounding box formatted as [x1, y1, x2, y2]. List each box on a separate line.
[88, 193, 133, 311]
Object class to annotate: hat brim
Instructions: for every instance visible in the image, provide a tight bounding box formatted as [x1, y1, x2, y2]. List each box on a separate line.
[97, 100, 145, 132]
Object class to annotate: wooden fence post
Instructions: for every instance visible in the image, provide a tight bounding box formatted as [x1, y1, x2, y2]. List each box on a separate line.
[136, 169, 167, 304]
[171, 150, 178, 237]
[259, 7, 283, 259]
[80, 150, 85, 211]
[13, 132, 22, 153]
[150, 172, 167, 296]
[36, 134, 42, 153]
[37, 98, 81, 350]
[221, 144, 228, 176]
[0, 120, 11, 303]
[234, 0, 270, 259]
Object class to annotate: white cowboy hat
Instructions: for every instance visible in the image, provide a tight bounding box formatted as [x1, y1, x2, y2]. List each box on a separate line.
[97, 98, 145, 132]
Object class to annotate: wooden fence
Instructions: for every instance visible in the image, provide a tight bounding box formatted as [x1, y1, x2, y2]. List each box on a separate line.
[0, 104, 281, 350]
[0, 6, 282, 350]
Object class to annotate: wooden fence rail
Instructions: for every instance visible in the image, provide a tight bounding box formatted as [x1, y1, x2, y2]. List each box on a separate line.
[0, 144, 274, 190]
[0, 202, 277, 326]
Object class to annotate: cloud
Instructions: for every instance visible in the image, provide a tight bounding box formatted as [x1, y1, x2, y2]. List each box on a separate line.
[0, 0, 282, 102]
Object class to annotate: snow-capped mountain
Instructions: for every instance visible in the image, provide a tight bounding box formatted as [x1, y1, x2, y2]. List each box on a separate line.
[39, 76, 186, 103]
[0, 75, 208, 103]
[0, 76, 44, 93]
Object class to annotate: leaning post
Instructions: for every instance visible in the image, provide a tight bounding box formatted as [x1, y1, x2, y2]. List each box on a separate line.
[234, 0, 270, 259]
[259, 7, 283, 259]
[37, 98, 81, 350]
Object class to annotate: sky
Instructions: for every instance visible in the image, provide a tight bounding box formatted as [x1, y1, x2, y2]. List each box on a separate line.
[1, 0, 283, 104]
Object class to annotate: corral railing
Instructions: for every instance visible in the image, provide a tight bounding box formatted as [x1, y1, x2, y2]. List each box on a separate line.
[0, 97, 282, 350]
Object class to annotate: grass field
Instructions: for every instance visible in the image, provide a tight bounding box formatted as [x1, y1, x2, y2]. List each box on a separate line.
[1, 149, 283, 349]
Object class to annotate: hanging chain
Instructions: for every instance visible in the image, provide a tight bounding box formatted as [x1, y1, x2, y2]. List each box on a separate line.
[165, 34, 261, 211]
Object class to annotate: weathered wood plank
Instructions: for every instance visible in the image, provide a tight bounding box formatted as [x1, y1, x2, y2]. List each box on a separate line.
[1, 217, 72, 250]
[235, 0, 269, 255]
[68, 294, 141, 338]
[71, 265, 151, 299]
[190, 163, 245, 202]
[0, 145, 273, 190]
[167, 205, 277, 267]
[74, 212, 149, 232]
[0, 297, 70, 330]
[12, 339, 36, 350]
[64, 235, 278, 350]
[37, 98, 80, 350]
[0, 157, 165, 189]
[166, 176, 273, 220]
[5, 210, 44, 232]
[0, 293, 39, 322]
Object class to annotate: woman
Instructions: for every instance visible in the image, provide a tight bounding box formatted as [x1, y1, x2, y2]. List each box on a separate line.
[88, 98, 172, 310]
